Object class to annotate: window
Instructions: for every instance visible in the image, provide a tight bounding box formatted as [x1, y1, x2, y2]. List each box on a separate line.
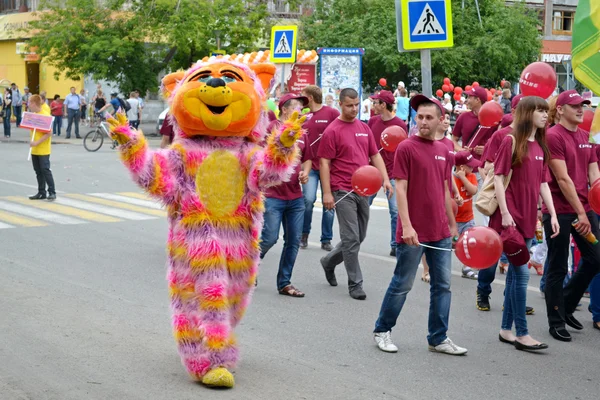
[0, 0, 17, 13]
[553, 10, 574, 35]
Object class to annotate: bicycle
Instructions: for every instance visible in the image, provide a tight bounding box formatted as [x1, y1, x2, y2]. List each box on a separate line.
[83, 114, 118, 152]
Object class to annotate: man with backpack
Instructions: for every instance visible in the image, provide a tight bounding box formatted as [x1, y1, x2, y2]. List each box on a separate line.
[63, 87, 82, 139]
[99, 92, 124, 117]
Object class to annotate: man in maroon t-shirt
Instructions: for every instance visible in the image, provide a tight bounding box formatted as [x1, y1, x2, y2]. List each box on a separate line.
[543, 90, 600, 342]
[260, 93, 312, 297]
[160, 112, 175, 148]
[367, 90, 408, 257]
[300, 85, 340, 251]
[373, 94, 466, 355]
[318, 88, 392, 300]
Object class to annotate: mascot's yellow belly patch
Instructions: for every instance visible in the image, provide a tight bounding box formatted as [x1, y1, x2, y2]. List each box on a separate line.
[195, 150, 245, 217]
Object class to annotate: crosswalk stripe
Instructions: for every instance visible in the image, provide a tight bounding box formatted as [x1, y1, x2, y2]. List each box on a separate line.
[0, 200, 84, 225]
[116, 192, 153, 201]
[0, 221, 14, 229]
[55, 197, 156, 221]
[0, 210, 48, 227]
[64, 194, 166, 217]
[89, 193, 163, 210]
[4, 196, 121, 223]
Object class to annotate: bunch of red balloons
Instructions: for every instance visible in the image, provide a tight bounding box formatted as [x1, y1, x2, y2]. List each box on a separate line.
[436, 77, 464, 102]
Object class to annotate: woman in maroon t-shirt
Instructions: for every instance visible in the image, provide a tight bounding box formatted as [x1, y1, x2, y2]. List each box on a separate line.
[492, 96, 559, 351]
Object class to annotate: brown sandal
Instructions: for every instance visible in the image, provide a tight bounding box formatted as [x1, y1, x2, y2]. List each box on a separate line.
[279, 285, 305, 297]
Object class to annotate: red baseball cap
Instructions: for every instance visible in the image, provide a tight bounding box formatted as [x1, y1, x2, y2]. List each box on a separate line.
[501, 226, 530, 267]
[465, 86, 487, 104]
[556, 89, 591, 107]
[511, 94, 524, 109]
[370, 90, 396, 105]
[410, 94, 445, 116]
[278, 93, 309, 112]
[454, 150, 480, 169]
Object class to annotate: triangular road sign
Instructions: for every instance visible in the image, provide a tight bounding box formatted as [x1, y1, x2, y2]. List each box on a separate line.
[412, 3, 445, 35]
[275, 33, 291, 55]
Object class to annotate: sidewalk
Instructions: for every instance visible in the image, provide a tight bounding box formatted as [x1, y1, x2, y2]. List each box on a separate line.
[0, 121, 160, 145]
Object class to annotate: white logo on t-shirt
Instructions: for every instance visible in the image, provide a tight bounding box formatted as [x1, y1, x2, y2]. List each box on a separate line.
[535, 156, 544, 161]
[356, 133, 368, 137]
[315, 120, 329, 123]
[435, 155, 446, 161]
[579, 144, 592, 149]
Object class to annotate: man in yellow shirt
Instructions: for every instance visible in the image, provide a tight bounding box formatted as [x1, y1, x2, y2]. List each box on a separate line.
[27, 95, 56, 201]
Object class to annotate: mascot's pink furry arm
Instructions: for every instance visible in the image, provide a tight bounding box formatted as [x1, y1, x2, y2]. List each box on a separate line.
[106, 60, 303, 388]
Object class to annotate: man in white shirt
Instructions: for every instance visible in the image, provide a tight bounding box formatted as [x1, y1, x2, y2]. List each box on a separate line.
[126, 92, 141, 129]
[361, 97, 372, 121]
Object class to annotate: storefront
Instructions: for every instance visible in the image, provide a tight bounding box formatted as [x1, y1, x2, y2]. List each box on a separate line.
[0, 12, 82, 96]
[541, 39, 583, 92]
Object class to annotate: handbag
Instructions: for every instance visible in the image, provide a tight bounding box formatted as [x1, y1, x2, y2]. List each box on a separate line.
[475, 135, 516, 216]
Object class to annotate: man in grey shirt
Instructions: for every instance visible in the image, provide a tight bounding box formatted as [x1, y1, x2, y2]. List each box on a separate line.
[10, 83, 22, 127]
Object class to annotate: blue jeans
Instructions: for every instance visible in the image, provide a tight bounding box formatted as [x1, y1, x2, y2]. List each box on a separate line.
[259, 197, 305, 290]
[53, 116, 62, 136]
[501, 239, 533, 336]
[590, 273, 600, 323]
[368, 179, 398, 249]
[13, 105, 22, 127]
[477, 252, 509, 297]
[374, 237, 452, 346]
[2, 108, 11, 137]
[302, 169, 334, 243]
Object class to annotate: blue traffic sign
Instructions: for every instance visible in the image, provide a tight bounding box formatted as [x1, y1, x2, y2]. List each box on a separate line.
[401, 0, 454, 50]
[269, 26, 298, 63]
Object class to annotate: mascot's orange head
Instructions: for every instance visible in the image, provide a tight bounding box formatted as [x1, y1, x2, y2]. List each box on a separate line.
[161, 60, 276, 141]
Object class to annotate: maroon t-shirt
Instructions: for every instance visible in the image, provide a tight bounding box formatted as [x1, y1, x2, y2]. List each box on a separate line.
[160, 114, 175, 142]
[318, 118, 378, 192]
[265, 121, 312, 200]
[393, 135, 452, 243]
[302, 106, 340, 171]
[483, 126, 513, 163]
[368, 115, 408, 176]
[490, 137, 548, 238]
[452, 111, 498, 160]
[543, 124, 598, 215]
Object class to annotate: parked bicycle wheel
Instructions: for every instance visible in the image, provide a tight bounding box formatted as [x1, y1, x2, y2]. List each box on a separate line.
[84, 128, 104, 152]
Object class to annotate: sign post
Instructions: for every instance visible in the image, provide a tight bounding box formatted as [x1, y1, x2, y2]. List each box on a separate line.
[396, 0, 454, 97]
[269, 25, 298, 95]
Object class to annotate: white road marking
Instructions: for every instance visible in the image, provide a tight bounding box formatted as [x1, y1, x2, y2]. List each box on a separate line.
[0, 221, 14, 229]
[88, 193, 163, 209]
[0, 178, 65, 193]
[0, 200, 84, 225]
[54, 197, 156, 221]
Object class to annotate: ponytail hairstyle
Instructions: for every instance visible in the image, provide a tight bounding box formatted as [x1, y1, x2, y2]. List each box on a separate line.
[511, 96, 551, 167]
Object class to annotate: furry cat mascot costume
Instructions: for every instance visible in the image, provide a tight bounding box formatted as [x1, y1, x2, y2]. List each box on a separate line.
[107, 60, 303, 388]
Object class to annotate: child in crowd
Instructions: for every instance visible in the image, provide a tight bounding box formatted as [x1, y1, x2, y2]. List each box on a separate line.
[453, 150, 479, 279]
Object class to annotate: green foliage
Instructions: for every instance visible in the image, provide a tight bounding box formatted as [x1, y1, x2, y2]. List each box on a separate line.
[300, 0, 541, 91]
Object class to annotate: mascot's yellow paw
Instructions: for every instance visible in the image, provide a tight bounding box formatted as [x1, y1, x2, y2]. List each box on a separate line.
[201, 367, 235, 388]
[280, 111, 307, 148]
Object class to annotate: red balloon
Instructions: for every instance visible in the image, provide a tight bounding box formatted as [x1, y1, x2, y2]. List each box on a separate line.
[589, 180, 600, 214]
[579, 109, 594, 132]
[478, 101, 504, 127]
[449, 84, 454, 92]
[379, 78, 387, 87]
[455, 226, 503, 270]
[490, 88, 496, 94]
[453, 93, 462, 101]
[442, 84, 450, 92]
[519, 62, 557, 99]
[351, 165, 383, 196]
[443, 77, 451, 85]
[436, 89, 443, 98]
[380, 125, 407, 152]
[454, 87, 463, 95]
[487, 93, 493, 101]
[501, 80, 506, 88]
[473, 82, 480, 87]
[465, 85, 472, 92]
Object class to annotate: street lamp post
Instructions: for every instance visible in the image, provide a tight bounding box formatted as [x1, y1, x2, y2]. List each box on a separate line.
[214, 30, 221, 51]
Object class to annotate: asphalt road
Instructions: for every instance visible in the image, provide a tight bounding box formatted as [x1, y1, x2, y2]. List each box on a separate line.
[0, 140, 597, 400]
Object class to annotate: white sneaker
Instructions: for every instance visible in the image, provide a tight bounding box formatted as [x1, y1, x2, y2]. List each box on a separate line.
[428, 338, 467, 355]
[374, 331, 398, 353]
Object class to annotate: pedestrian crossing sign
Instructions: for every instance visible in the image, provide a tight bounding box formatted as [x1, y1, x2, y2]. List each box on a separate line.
[401, 0, 453, 50]
[269, 25, 298, 63]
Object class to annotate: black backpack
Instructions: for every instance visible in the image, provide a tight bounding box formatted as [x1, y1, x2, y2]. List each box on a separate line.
[118, 97, 131, 112]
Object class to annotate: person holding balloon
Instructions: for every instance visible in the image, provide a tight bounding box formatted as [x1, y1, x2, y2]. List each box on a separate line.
[373, 95, 467, 355]
[318, 88, 392, 301]
[367, 90, 408, 257]
[543, 90, 600, 342]
[490, 96, 558, 350]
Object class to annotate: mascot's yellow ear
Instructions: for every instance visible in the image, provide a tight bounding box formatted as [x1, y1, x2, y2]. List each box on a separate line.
[249, 63, 276, 94]
[161, 70, 186, 99]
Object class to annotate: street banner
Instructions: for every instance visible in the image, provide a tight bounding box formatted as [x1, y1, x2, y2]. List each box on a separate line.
[572, 0, 600, 95]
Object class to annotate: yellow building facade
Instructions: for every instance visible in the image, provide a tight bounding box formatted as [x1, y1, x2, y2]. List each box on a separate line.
[0, 12, 82, 96]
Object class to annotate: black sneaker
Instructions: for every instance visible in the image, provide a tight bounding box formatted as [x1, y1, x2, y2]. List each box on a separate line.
[389, 247, 396, 257]
[476, 291, 490, 311]
[549, 326, 572, 342]
[300, 234, 308, 249]
[29, 193, 46, 200]
[320, 257, 337, 286]
[349, 286, 367, 300]
[526, 306, 534, 315]
[47, 193, 56, 201]
[565, 314, 584, 330]
[321, 242, 333, 251]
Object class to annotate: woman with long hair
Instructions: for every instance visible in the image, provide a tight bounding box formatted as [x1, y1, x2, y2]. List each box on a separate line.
[2, 88, 12, 138]
[492, 96, 560, 351]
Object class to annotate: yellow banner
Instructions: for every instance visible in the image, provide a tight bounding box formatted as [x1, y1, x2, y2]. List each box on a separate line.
[0, 12, 36, 41]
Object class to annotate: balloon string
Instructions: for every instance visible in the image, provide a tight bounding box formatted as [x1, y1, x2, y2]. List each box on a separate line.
[334, 190, 354, 205]
[466, 126, 482, 148]
[419, 243, 454, 252]
[378, 148, 383, 153]
[310, 136, 322, 146]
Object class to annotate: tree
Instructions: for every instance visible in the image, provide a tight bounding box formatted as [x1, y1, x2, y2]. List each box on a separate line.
[300, 0, 541, 91]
